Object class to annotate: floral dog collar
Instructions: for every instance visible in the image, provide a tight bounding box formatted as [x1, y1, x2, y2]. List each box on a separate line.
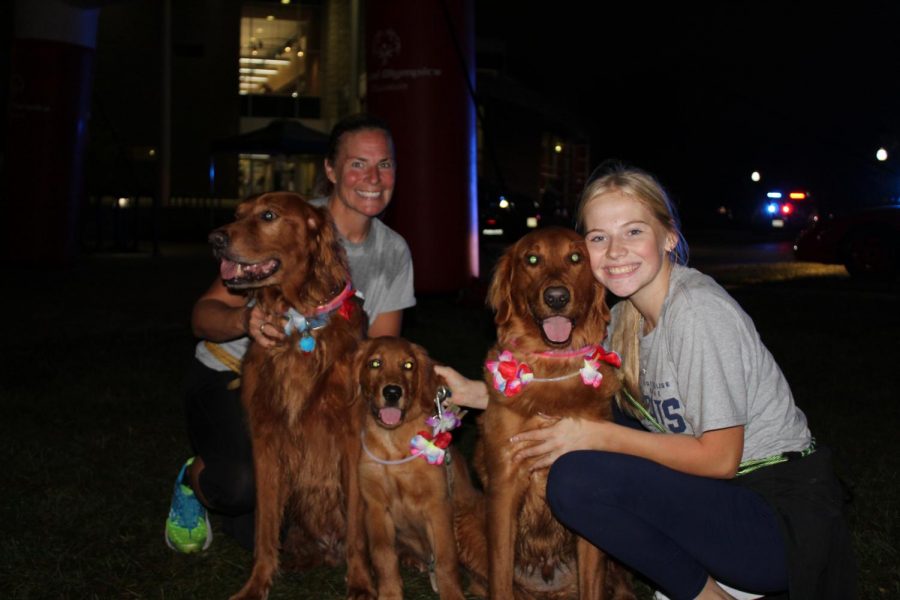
[486, 345, 622, 398]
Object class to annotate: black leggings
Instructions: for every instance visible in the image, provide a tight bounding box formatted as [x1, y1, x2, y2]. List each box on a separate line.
[546, 449, 788, 600]
[184, 358, 255, 517]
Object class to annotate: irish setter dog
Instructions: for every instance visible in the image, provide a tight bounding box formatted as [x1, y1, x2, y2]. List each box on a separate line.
[209, 192, 374, 600]
[353, 336, 488, 600]
[475, 227, 634, 599]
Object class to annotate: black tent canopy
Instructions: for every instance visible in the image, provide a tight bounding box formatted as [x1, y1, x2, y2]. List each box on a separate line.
[211, 119, 329, 155]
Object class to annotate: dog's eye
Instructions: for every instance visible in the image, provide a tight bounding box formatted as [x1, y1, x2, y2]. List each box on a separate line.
[261, 210, 277, 222]
[570, 252, 582, 263]
[526, 254, 540, 266]
[368, 359, 382, 369]
[401, 360, 414, 371]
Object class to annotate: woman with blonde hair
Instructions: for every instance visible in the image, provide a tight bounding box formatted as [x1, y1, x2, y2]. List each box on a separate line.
[437, 162, 853, 599]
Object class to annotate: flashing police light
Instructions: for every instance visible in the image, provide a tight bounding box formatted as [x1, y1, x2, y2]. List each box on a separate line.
[766, 192, 783, 199]
[766, 203, 779, 214]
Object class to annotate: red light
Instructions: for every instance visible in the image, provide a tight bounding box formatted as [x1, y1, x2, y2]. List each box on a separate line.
[486, 218, 497, 225]
[781, 203, 794, 215]
[789, 192, 806, 200]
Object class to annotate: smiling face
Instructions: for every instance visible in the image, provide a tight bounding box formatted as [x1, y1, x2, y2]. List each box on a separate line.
[582, 190, 677, 314]
[325, 128, 396, 219]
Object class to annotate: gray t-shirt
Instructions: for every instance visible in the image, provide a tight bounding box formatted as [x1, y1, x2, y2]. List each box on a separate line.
[611, 263, 810, 462]
[195, 197, 415, 370]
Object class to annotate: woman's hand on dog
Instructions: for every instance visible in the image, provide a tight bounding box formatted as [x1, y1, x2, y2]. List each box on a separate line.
[510, 415, 610, 471]
[433, 365, 489, 410]
[246, 305, 286, 348]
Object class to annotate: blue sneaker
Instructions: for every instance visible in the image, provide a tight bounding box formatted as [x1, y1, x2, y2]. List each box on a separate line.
[165, 457, 212, 553]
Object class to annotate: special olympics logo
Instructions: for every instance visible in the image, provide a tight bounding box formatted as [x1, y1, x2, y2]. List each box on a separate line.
[372, 29, 401, 66]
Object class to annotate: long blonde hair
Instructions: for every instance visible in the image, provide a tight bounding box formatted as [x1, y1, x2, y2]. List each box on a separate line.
[576, 162, 689, 401]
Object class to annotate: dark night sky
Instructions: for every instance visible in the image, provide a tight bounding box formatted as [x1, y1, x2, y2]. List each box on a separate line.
[476, 2, 900, 216]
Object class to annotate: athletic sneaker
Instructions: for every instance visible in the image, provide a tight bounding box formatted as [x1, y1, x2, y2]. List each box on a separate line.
[165, 457, 212, 553]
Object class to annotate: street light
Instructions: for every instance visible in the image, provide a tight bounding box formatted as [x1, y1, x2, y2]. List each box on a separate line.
[876, 147, 888, 161]
[750, 171, 761, 182]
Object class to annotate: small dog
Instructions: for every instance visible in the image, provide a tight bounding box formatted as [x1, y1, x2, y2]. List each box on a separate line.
[476, 227, 634, 599]
[209, 192, 374, 600]
[353, 336, 489, 600]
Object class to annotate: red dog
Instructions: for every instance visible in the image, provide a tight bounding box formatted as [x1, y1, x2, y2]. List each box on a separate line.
[209, 192, 374, 600]
[476, 227, 634, 599]
[354, 337, 477, 600]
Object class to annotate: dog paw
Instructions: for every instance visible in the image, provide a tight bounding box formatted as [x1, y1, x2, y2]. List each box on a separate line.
[346, 586, 377, 600]
[228, 581, 271, 600]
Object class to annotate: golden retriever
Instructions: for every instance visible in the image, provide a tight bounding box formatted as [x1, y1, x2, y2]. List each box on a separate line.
[354, 336, 491, 600]
[475, 227, 634, 599]
[209, 192, 374, 600]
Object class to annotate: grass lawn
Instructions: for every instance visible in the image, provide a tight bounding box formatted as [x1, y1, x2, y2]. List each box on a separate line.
[2, 244, 897, 598]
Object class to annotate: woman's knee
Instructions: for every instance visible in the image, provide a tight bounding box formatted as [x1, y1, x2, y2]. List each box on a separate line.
[198, 460, 255, 514]
[547, 451, 596, 520]
[547, 451, 633, 520]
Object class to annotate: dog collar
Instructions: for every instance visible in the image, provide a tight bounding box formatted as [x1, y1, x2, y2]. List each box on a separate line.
[486, 345, 622, 398]
[283, 281, 357, 353]
[314, 281, 356, 315]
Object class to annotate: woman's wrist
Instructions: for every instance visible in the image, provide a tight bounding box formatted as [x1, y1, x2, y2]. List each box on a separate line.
[240, 305, 253, 335]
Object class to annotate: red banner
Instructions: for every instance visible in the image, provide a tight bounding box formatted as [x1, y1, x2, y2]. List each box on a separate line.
[4, 35, 95, 265]
[366, 0, 477, 292]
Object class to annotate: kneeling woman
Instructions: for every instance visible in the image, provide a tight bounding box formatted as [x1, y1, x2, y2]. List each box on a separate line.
[436, 163, 854, 600]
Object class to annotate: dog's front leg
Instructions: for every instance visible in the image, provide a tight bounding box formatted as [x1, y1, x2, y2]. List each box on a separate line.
[343, 441, 376, 600]
[427, 501, 466, 600]
[576, 535, 605, 599]
[230, 431, 286, 600]
[363, 494, 402, 600]
[485, 447, 526, 600]
[486, 480, 520, 598]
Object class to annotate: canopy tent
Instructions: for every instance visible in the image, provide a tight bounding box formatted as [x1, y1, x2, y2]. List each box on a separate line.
[211, 119, 330, 156]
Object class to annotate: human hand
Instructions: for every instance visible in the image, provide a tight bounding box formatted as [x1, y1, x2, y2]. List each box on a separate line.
[510, 415, 603, 471]
[433, 365, 489, 410]
[246, 305, 286, 348]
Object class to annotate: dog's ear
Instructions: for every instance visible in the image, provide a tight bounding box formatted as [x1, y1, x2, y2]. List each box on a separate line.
[307, 204, 350, 298]
[411, 342, 439, 412]
[352, 338, 374, 380]
[583, 277, 612, 342]
[347, 338, 375, 406]
[487, 244, 516, 326]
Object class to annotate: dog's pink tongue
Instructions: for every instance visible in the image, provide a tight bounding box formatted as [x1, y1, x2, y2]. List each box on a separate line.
[220, 258, 239, 280]
[379, 407, 402, 425]
[542, 316, 573, 343]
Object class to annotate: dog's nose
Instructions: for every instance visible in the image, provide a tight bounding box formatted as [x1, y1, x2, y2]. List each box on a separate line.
[208, 229, 229, 250]
[382, 385, 403, 405]
[543, 286, 570, 310]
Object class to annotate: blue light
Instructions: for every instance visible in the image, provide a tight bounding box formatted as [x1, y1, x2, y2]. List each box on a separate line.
[766, 191, 783, 199]
[766, 203, 779, 214]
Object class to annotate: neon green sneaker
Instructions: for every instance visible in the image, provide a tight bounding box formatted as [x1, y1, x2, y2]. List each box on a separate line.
[165, 457, 212, 553]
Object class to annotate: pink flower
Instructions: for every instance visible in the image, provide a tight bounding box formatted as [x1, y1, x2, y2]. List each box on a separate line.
[486, 351, 534, 397]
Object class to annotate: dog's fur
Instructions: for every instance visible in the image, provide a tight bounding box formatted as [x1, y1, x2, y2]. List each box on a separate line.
[475, 227, 634, 599]
[209, 192, 374, 600]
[354, 337, 489, 600]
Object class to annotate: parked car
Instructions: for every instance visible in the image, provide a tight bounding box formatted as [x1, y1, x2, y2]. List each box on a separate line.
[752, 189, 818, 231]
[793, 205, 900, 279]
[479, 188, 542, 243]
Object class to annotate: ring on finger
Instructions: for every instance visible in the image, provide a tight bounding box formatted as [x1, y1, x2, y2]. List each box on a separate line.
[259, 322, 267, 334]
